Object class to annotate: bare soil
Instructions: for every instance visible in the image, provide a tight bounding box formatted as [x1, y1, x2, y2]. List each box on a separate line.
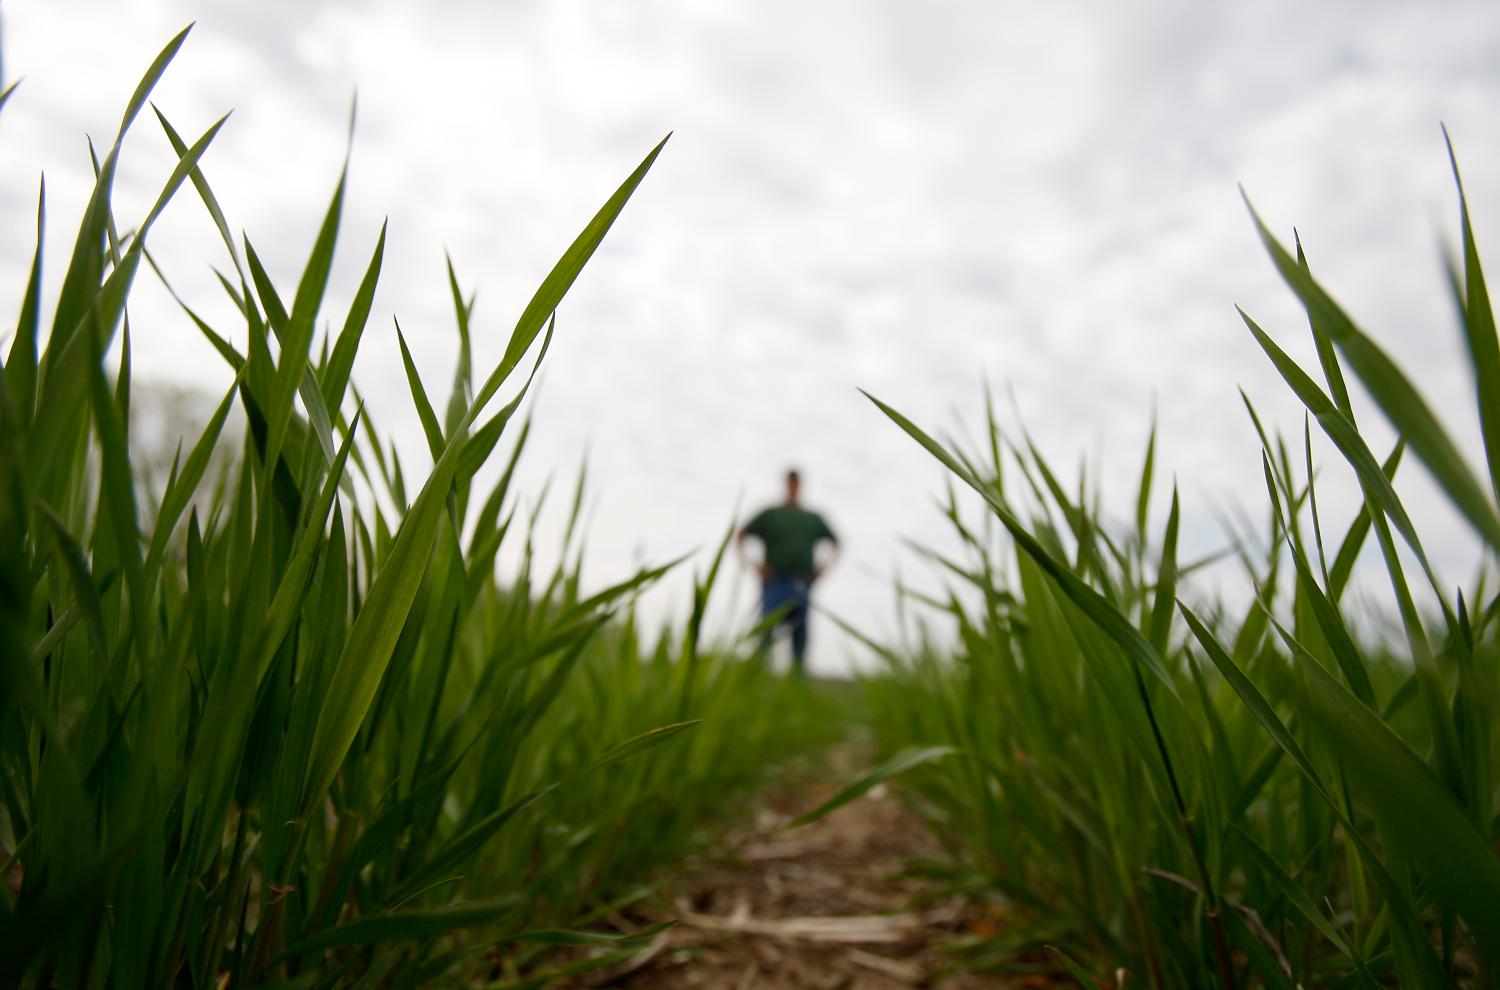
[553, 750, 1073, 990]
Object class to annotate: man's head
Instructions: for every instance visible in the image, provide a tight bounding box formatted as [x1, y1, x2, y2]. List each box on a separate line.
[785, 468, 801, 505]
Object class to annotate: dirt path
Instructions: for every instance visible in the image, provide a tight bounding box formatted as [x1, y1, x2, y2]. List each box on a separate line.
[556, 751, 1070, 989]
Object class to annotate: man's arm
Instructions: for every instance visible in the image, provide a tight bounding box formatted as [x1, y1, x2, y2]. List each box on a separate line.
[737, 521, 770, 581]
[813, 540, 839, 582]
[812, 518, 839, 582]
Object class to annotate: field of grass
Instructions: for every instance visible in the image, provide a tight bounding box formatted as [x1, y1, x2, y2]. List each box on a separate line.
[0, 33, 843, 988]
[857, 141, 1500, 986]
[6, 26, 1500, 990]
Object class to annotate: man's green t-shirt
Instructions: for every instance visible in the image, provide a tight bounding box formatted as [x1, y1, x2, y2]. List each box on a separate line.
[743, 505, 837, 579]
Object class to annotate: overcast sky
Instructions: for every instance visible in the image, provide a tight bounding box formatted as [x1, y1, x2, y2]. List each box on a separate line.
[3, 1, 1499, 673]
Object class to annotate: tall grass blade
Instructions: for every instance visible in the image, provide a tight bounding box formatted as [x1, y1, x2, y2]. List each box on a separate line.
[1245, 194, 1500, 550]
[1443, 128, 1500, 508]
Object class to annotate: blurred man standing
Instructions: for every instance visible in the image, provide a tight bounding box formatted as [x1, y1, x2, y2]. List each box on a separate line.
[737, 469, 839, 675]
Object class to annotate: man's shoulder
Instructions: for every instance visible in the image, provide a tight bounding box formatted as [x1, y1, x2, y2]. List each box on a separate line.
[748, 504, 832, 528]
[744, 505, 779, 530]
[801, 507, 836, 538]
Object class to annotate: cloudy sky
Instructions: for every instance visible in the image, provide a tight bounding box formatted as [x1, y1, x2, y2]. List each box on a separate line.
[3, 1, 1499, 672]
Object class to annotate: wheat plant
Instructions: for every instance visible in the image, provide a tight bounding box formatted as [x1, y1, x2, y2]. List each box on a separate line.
[862, 138, 1500, 988]
[0, 30, 836, 989]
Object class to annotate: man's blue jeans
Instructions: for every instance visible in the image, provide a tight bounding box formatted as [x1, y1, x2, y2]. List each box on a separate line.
[760, 575, 811, 673]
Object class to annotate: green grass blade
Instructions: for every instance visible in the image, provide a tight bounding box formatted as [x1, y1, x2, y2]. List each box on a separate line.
[1328, 441, 1402, 601]
[321, 221, 385, 414]
[146, 248, 246, 372]
[302, 298, 545, 812]
[864, 389, 1182, 700]
[30, 116, 225, 500]
[1284, 535, 1377, 706]
[133, 113, 230, 245]
[7, 177, 44, 427]
[86, 315, 150, 654]
[1303, 415, 1331, 586]
[1289, 634, 1500, 965]
[506, 921, 675, 947]
[116, 25, 193, 141]
[34, 504, 113, 688]
[151, 105, 239, 271]
[301, 138, 666, 813]
[276, 898, 521, 958]
[289, 159, 346, 340]
[1180, 603, 1448, 986]
[1045, 947, 1108, 990]
[787, 745, 956, 828]
[1147, 486, 1179, 655]
[244, 239, 289, 336]
[396, 320, 444, 461]
[1443, 128, 1500, 508]
[1295, 234, 1356, 420]
[36, 26, 190, 369]
[573, 721, 700, 778]
[278, 155, 348, 466]
[1241, 308, 1444, 590]
[143, 370, 244, 582]
[471, 135, 669, 416]
[1135, 406, 1156, 542]
[382, 786, 560, 908]
[1231, 825, 1362, 965]
[1245, 194, 1500, 550]
[443, 254, 474, 436]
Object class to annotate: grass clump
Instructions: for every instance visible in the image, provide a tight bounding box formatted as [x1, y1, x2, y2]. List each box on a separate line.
[860, 138, 1500, 988]
[0, 30, 837, 988]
